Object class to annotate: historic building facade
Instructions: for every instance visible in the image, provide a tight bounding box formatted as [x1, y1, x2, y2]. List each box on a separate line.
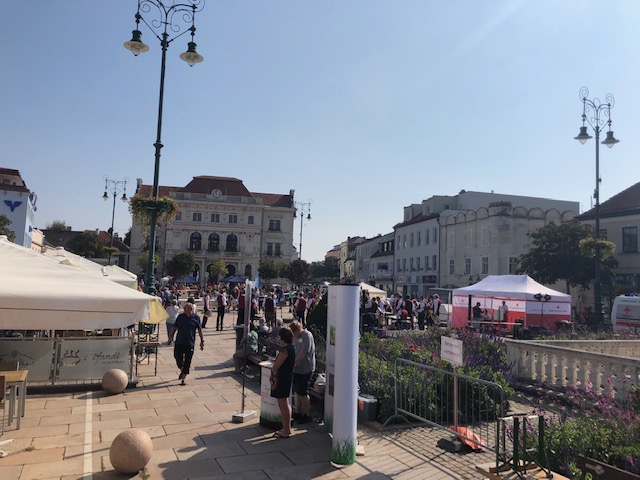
[129, 176, 295, 283]
[0, 167, 37, 248]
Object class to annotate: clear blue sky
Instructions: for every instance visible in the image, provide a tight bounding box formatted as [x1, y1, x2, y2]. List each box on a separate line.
[3, 1, 639, 262]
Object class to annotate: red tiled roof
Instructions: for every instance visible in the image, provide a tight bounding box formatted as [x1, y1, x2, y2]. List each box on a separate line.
[253, 193, 293, 208]
[578, 181, 640, 219]
[0, 167, 21, 177]
[181, 176, 252, 197]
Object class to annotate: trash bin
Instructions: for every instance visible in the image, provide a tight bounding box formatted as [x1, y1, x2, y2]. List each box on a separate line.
[235, 324, 245, 350]
[357, 394, 377, 421]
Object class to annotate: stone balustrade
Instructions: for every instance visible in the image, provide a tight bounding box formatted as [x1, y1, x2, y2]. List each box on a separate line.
[506, 339, 640, 400]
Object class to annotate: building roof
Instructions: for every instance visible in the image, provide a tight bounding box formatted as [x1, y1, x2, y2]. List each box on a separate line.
[0, 167, 29, 192]
[393, 212, 439, 229]
[577, 181, 640, 220]
[41, 229, 129, 253]
[135, 176, 293, 208]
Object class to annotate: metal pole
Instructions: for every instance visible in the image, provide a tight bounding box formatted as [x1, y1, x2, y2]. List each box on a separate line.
[299, 207, 304, 259]
[594, 125, 602, 325]
[110, 191, 117, 249]
[145, 33, 168, 296]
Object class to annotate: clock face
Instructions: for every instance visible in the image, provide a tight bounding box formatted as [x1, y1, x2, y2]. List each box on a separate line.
[212, 189, 222, 198]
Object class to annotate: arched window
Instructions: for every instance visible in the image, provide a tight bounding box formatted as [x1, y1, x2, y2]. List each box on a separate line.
[226, 264, 236, 275]
[192, 263, 200, 280]
[244, 265, 252, 277]
[208, 233, 220, 251]
[226, 233, 238, 252]
[189, 232, 202, 250]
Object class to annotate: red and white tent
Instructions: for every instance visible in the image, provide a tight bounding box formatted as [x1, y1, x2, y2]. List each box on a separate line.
[451, 275, 571, 329]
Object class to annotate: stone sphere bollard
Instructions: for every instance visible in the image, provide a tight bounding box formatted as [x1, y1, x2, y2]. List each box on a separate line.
[101, 368, 128, 395]
[109, 428, 153, 473]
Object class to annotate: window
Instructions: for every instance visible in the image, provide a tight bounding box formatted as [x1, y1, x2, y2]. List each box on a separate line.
[175, 212, 182, 221]
[464, 257, 471, 275]
[481, 227, 489, 246]
[481, 256, 489, 274]
[410, 258, 414, 271]
[448, 258, 455, 275]
[226, 233, 238, 252]
[416, 256, 421, 271]
[425, 228, 430, 244]
[599, 228, 608, 240]
[432, 255, 437, 271]
[403, 234, 407, 248]
[274, 243, 282, 256]
[622, 226, 638, 253]
[210, 213, 219, 223]
[397, 236, 401, 249]
[509, 256, 518, 274]
[207, 233, 219, 251]
[269, 219, 281, 231]
[266, 243, 273, 256]
[447, 232, 455, 249]
[465, 229, 473, 247]
[189, 232, 201, 250]
[229, 214, 238, 224]
[424, 256, 429, 270]
[402, 258, 407, 272]
[248, 215, 254, 225]
[433, 228, 438, 243]
[417, 231, 421, 246]
[245, 265, 252, 277]
[410, 232, 414, 248]
[192, 212, 202, 222]
[397, 259, 401, 271]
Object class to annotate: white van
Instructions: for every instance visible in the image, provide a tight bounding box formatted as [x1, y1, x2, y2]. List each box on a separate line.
[611, 295, 640, 333]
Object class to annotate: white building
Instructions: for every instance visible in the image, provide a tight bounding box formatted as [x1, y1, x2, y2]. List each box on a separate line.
[130, 176, 296, 284]
[356, 232, 395, 293]
[0, 168, 37, 248]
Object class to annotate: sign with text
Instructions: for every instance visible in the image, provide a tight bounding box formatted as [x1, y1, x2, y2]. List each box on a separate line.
[441, 336, 463, 367]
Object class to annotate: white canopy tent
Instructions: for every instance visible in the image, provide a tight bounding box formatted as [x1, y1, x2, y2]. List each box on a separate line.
[451, 275, 571, 329]
[0, 237, 167, 330]
[43, 247, 138, 289]
[359, 282, 387, 300]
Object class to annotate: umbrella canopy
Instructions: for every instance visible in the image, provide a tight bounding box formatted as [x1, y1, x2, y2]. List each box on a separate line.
[221, 275, 246, 283]
[0, 236, 167, 329]
[358, 282, 387, 300]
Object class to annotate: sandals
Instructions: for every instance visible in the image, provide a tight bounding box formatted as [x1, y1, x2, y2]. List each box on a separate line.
[272, 431, 290, 439]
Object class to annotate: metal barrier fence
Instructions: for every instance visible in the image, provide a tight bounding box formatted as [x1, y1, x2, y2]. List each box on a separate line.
[388, 357, 506, 455]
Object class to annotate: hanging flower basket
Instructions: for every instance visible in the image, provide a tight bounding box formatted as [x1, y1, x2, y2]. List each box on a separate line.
[129, 194, 178, 226]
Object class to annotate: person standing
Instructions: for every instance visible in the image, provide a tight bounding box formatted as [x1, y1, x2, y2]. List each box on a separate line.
[165, 299, 179, 344]
[264, 291, 276, 327]
[270, 326, 295, 438]
[169, 302, 204, 385]
[432, 294, 442, 325]
[237, 289, 246, 326]
[202, 290, 211, 328]
[472, 302, 483, 331]
[294, 292, 307, 325]
[416, 297, 427, 330]
[216, 290, 227, 331]
[498, 300, 509, 333]
[289, 321, 315, 424]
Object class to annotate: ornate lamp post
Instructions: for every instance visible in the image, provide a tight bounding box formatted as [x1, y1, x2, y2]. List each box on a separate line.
[574, 86, 620, 326]
[124, 0, 205, 294]
[293, 201, 311, 260]
[102, 176, 128, 250]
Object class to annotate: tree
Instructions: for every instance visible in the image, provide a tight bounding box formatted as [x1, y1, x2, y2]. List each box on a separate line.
[123, 227, 132, 246]
[286, 259, 310, 288]
[137, 252, 159, 274]
[0, 215, 15, 241]
[46, 220, 68, 231]
[67, 232, 108, 258]
[517, 220, 616, 293]
[258, 258, 288, 283]
[207, 258, 228, 282]
[324, 256, 340, 280]
[165, 252, 196, 279]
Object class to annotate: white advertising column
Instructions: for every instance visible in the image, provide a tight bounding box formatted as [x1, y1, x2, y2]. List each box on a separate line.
[328, 285, 359, 466]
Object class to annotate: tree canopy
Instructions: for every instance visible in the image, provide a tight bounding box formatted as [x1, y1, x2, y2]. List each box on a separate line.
[517, 220, 617, 293]
[207, 258, 228, 281]
[309, 257, 340, 281]
[286, 259, 310, 288]
[165, 252, 196, 279]
[46, 220, 68, 231]
[0, 215, 16, 242]
[258, 258, 287, 283]
[137, 252, 159, 274]
[67, 232, 109, 258]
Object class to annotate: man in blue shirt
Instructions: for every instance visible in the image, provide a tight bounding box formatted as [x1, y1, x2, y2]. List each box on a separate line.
[170, 302, 204, 385]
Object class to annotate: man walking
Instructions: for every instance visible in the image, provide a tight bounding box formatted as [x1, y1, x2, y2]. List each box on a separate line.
[216, 290, 227, 331]
[170, 302, 204, 385]
[289, 320, 315, 423]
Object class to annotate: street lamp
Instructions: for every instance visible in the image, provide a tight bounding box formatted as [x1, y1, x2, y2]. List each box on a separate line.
[574, 86, 620, 326]
[533, 293, 551, 328]
[102, 176, 128, 250]
[124, 0, 205, 294]
[293, 201, 311, 260]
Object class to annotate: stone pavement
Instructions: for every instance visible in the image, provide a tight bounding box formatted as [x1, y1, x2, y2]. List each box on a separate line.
[0, 310, 489, 480]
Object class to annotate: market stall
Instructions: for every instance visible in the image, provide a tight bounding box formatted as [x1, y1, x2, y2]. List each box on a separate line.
[451, 275, 571, 330]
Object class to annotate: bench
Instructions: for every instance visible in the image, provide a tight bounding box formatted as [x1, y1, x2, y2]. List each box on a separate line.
[576, 455, 640, 480]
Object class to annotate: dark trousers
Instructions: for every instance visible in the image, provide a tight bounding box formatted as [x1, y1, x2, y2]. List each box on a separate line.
[237, 309, 245, 326]
[202, 314, 209, 328]
[174, 344, 195, 375]
[216, 306, 225, 330]
[295, 310, 306, 326]
[417, 312, 425, 330]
